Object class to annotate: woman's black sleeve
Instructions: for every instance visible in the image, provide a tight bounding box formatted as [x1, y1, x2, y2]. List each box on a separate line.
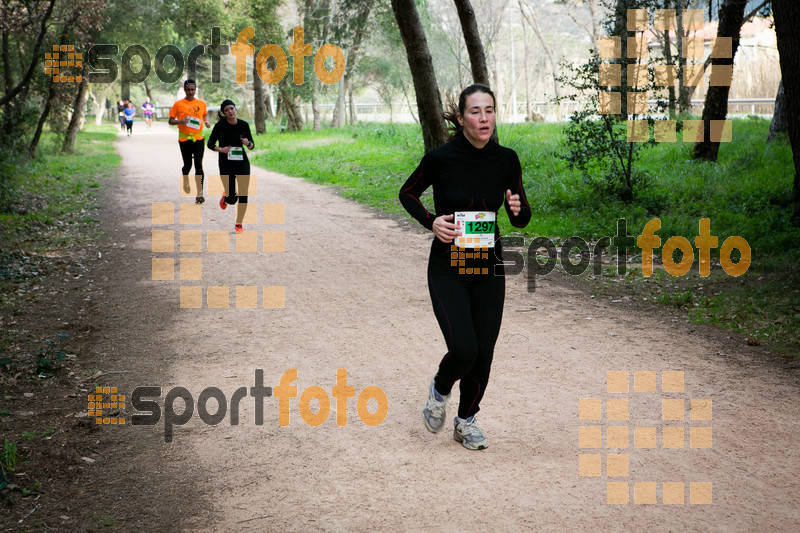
[505, 152, 532, 228]
[243, 122, 254, 149]
[399, 154, 436, 231]
[206, 122, 219, 151]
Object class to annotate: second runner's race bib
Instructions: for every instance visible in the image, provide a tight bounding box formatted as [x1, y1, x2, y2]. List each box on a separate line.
[227, 147, 243, 161]
[454, 211, 495, 248]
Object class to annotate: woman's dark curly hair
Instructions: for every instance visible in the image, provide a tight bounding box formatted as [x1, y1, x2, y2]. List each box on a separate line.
[443, 84, 496, 139]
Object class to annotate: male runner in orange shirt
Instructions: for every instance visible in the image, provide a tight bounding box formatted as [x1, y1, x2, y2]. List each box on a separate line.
[169, 79, 210, 203]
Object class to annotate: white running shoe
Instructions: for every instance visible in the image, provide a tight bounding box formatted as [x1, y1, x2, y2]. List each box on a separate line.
[453, 415, 489, 450]
[422, 378, 449, 433]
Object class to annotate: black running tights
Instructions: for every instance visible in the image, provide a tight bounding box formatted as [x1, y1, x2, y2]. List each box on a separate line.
[220, 161, 250, 205]
[179, 139, 205, 192]
[428, 253, 505, 419]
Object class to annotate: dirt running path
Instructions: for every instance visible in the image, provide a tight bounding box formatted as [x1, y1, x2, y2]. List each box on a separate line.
[93, 121, 800, 531]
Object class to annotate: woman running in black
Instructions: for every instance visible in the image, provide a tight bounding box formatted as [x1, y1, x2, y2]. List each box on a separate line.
[207, 99, 255, 233]
[117, 100, 126, 132]
[399, 84, 531, 450]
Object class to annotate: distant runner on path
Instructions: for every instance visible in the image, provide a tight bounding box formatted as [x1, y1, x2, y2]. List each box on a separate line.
[123, 102, 135, 137]
[169, 79, 209, 204]
[142, 97, 155, 129]
[117, 99, 126, 132]
[207, 99, 255, 234]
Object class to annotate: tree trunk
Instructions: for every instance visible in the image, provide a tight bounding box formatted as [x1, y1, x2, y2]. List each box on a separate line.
[279, 84, 303, 132]
[28, 1, 71, 155]
[491, 47, 502, 118]
[265, 86, 274, 119]
[402, 85, 418, 124]
[662, 27, 676, 118]
[676, 1, 692, 113]
[332, 74, 345, 127]
[587, 0, 600, 53]
[144, 80, 152, 100]
[62, 77, 88, 152]
[692, 0, 748, 162]
[343, 76, 349, 125]
[453, 0, 490, 85]
[767, 79, 787, 142]
[94, 92, 106, 126]
[330, 101, 338, 127]
[509, 6, 517, 120]
[391, 0, 447, 152]
[772, 0, 800, 221]
[311, 80, 320, 130]
[339, 5, 370, 127]
[0, 0, 56, 107]
[523, 13, 531, 120]
[253, 55, 266, 134]
[331, 48, 347, 128]
[1, 88, 25, 146]
[348, 82, 356, 125]
[30, 79, 56, 155]
[614, 0, 629, 118]
[518, 0, 560, 105]
[2, 30, 11, 94]
[304, 0, 324, 130]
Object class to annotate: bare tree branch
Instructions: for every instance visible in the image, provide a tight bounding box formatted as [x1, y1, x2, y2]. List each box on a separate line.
[0, 0, 56, 108]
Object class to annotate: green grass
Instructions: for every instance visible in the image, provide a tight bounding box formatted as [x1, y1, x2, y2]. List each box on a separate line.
[0, 124, 119, 255]
[2, 439, 20, 470]
[252, 123, 424, 214]
[0, 124, 119, 349]
[252, 119, 797, 259]
[252, 119, 799, 356]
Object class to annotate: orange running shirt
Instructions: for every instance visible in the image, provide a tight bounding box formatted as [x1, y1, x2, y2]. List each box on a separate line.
[169, 98, 208, 141]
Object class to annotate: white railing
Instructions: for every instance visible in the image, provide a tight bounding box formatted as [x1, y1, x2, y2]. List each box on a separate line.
[292, 98, 776, 124]
[93, 98, 776, 123]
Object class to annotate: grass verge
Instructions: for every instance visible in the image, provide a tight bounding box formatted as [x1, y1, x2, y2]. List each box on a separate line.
[251, 119, 799, 357]
[0, 124, 119, 357]
[0, 123, 120, 524]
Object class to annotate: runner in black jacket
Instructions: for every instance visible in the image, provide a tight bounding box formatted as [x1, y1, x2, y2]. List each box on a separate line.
[399, 84, 531, 450]
[207, 99, 255, 233]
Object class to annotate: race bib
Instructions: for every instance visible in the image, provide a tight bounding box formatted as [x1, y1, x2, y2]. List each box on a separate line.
[186, 116, 201, 130]
[454, 211, 495, 248]
[227, 147, 244, 161]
